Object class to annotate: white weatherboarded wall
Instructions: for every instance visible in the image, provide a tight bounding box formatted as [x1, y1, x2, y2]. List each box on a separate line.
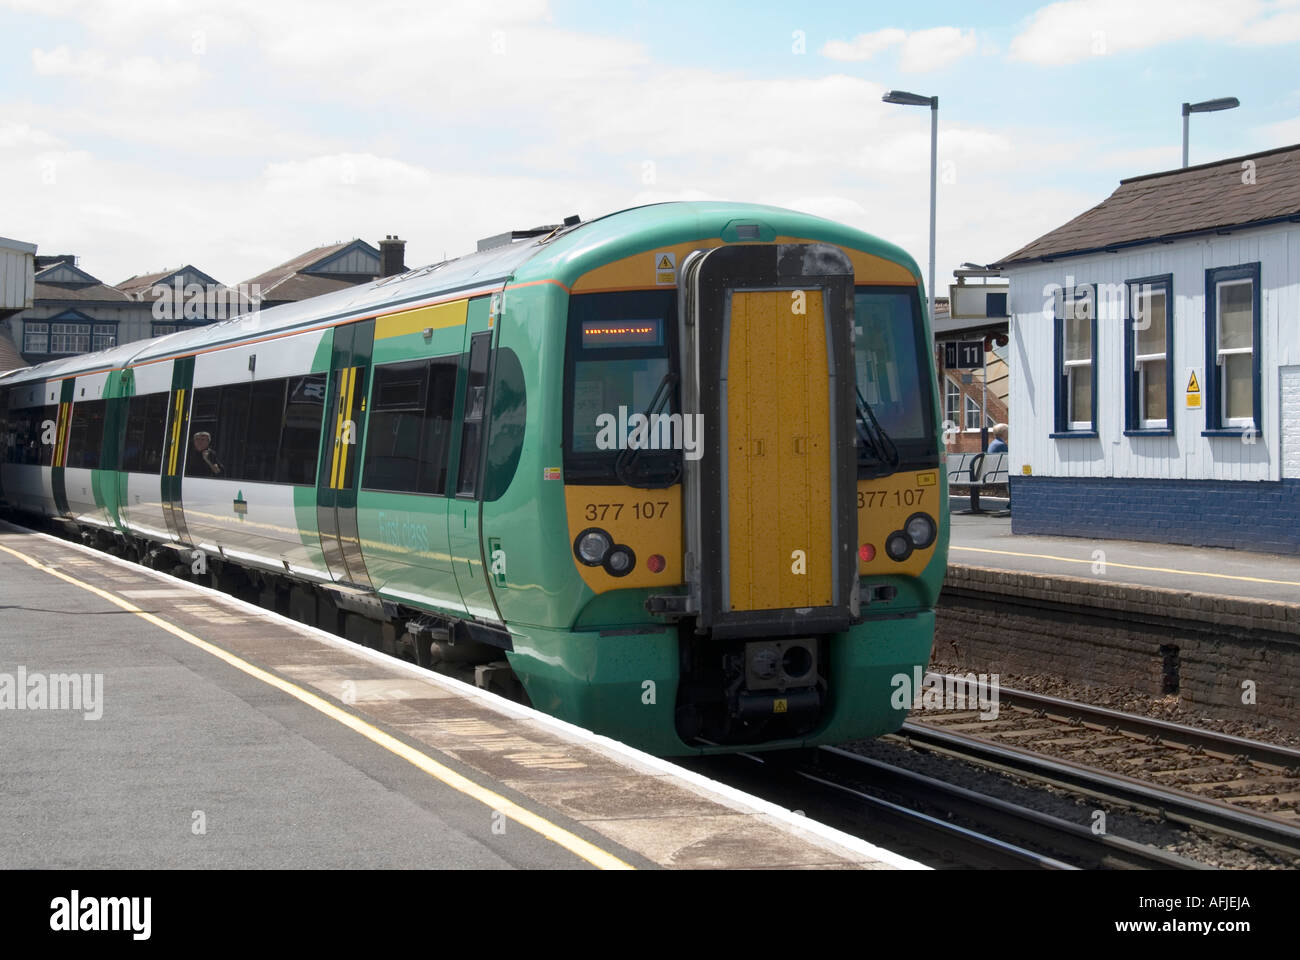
[0, 238, 36, 312]
[1005, 221, 1300, 483]
[1283, 366, 1300, 480]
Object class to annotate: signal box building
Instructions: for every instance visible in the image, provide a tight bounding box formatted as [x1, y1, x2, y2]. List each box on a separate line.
[994, 143, 1300, 555]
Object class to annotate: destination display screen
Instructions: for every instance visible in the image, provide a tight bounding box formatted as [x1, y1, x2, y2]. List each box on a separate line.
[581, 317, 663, 348]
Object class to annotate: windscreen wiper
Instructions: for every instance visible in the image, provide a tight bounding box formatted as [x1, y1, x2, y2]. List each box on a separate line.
[855, 385, 900, 470]
[614, 371, 682, 489]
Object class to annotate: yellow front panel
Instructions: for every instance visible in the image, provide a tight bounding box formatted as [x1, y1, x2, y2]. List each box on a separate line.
[564, 485, 682, 592]
[727, 289, 832, 611]
[857, 470, 941, 577]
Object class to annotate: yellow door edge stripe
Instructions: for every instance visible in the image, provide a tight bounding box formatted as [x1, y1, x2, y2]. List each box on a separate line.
[950, 546, 1300, 589]
[0, 541, 633, 871]
[340, 367, 357, 486]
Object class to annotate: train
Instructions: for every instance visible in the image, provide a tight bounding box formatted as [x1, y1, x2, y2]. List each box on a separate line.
[0, 201, 947, 755]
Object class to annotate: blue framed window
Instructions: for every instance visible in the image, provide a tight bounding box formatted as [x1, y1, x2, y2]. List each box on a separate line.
[1051, 281, 1098, 437]
[1124, 274, 1173, 435]
[22, 321, 49, 354]
[92, 322, 117, 351]
[1204, 263, 1261, 435]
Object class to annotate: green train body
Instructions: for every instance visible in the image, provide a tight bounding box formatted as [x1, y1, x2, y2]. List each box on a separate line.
[0, 202, 948, 755]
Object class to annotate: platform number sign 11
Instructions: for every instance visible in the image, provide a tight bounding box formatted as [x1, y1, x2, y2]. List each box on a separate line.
[944, 340, 985, 370]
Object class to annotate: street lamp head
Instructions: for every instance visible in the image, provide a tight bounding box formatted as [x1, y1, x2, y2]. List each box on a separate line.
[1183, 97, 1240, 116]
[883, 89, 937, 108]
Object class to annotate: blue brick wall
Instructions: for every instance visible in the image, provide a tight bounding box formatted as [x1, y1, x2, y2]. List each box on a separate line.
[1008, 476, 1300, 554]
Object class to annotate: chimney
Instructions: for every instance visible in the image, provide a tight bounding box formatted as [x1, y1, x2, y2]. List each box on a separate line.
[379, 235, 406, 278]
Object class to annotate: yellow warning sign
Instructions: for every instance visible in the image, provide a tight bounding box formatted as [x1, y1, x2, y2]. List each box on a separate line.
[773, 698, 788, 714]
[916, 470, 937, 487]
[1186, 369, 1201, 409]
[654, 251, 676, 286]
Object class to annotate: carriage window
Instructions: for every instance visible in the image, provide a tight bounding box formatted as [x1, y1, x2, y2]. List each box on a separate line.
[566, 291, 675, 457]
[456, 333, 492, 497]
[362, 358, 458, 495]
[3, 405, 58, 466]
[66, 399, 108, 469]
[186, 387, 229, 478]
[122, 392, 169, 474]
[276, 374, 326, 485]
[854, 288, 930, 443]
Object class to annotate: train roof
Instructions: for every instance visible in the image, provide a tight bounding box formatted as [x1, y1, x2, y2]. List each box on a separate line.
[0, 202, 919, 389]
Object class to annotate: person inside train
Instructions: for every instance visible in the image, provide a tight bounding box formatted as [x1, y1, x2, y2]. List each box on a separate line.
[191, 430, 223, 476]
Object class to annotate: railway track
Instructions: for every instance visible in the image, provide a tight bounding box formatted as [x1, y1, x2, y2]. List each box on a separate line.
[900, 674, 1300, 858]
[690, 747, 1207, 869]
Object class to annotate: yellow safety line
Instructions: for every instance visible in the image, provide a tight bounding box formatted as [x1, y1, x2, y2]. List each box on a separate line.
[0, 541, 633, 871]
[951, 545, 1300, 589]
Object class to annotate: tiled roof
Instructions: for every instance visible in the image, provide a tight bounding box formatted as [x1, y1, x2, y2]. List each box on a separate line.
[0, 326, 25, 373]
[994, 143, 1300, 267]
[33, 281, 130, 303]
[242, 242, 349, 294]
[116, 268, 181, 297]
[116, 265, 223, 298]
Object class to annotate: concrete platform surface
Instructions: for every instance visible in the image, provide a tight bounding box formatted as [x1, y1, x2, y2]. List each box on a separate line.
[949, 513, 1300, 604]
[0, 523, 921, 871]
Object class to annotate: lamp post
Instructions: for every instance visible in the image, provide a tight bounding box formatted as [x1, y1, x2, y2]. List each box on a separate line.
[1182, 97, 1240, 167]
[883, 90, 938, 329]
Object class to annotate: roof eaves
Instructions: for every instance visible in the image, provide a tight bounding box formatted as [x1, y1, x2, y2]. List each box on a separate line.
[993, 211, 1300, 270]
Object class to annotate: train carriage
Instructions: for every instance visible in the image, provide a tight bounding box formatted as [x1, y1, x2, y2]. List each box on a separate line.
[0, 201, 947, 755]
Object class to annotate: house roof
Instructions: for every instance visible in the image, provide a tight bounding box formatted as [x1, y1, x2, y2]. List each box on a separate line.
[994, 143, 1300, 268]
[116, 265, 222, 298]
[33, 280, 130, 303]
[0, 326, 26, 373]
[242, 240, 378, 303]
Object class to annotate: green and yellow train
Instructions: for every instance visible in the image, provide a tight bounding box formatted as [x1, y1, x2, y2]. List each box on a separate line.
[0, 201, 947, 755]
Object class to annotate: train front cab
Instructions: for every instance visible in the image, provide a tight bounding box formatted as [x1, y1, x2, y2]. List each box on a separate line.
[532, 235, 944, 756]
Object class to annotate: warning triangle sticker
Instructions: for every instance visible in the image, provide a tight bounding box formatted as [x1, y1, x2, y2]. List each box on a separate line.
[1186, 370, 1200, 393]
[658, 255, 673, 269]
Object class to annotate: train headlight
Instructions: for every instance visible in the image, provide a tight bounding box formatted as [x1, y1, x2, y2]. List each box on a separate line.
[904, 512, 937, 549]
[604, 545, 636, 577]
[885, 531, 913, 562]
[574, 528, 612, 566]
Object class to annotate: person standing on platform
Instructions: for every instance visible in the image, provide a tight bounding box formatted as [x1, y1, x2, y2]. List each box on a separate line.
[988, 423, 1008, 454]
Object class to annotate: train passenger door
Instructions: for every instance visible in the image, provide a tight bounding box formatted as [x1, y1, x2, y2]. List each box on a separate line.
[160, 357, 195, 545]
[50, 376, 75, 518]
[678, 243, 859, 636]
[317, 320, 376, 590]
[447, 297, 503, 622]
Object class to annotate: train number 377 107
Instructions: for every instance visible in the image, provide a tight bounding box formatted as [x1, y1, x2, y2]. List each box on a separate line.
[857, 489, 926, 509]
[584, 501, 670, 521]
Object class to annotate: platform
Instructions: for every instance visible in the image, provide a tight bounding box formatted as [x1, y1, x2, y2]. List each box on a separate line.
[949, 513, 1300, 604]
[0, 523, 920, 871]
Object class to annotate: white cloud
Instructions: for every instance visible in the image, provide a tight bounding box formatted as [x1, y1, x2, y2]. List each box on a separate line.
[0, 0, 1194, 299]
[820, 28, 906, 61]
[1255, 114, 1300, 146]
[900, 27, 979, 72]
[1009, 0, 1300, 65]
[32, 45, 200, 89]
[820, 25, 978, 72]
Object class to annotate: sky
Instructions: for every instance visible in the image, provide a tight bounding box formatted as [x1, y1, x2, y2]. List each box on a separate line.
[2, 0, 1298, 297]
